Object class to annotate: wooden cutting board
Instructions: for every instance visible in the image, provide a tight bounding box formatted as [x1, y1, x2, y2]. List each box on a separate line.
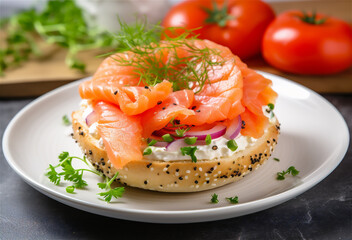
[1, 47, 351, 98]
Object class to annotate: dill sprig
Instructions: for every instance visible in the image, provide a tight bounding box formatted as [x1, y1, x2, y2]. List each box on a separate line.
[111, 20, 224, 93]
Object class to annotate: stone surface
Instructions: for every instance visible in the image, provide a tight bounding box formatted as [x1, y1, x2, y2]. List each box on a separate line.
[1, 95, 351, 240]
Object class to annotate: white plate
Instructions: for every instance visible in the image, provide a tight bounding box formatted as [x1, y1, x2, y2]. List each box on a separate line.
[3, 72, 349, 223]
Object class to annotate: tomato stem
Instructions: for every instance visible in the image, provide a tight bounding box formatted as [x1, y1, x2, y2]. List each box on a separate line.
[299, 11, 327, 25]
[203, 0, 234, 27]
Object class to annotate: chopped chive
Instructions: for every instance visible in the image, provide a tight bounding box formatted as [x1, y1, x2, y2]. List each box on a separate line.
[143, 147, 152, 156]
[268, 103, 275, 110]
[180, 146, 198, 163]
[184, 137, 197, 145]
[62, 115, 71, 126]
[148, 139, 157, 146]
[205, 134, 212, 145]
[66, 186, 75, 194]
[162, 134, 174, 142]
[227, 140, 238, 151]
[273, 157, 280, 162]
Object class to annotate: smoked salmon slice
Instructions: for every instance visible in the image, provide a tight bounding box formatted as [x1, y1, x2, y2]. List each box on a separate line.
[93, 101, 143, 169]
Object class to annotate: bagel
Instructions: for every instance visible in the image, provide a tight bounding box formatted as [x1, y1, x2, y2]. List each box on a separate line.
[71, 104, 280, 192]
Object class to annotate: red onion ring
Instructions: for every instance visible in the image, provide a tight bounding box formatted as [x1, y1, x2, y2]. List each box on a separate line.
[86, 111, 98, 127]
[184, 124, 226, 140]
[224, 115, 242, 139]
[153, 141, 169, 147]
[166, 139, 188, 152]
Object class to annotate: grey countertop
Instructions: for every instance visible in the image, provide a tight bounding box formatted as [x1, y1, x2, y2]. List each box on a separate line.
[1, 94, 351, 240]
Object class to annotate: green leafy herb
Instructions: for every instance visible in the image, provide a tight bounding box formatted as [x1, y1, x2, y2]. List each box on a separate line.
[180, 146, 198, 163]
[143, 147, 152, 156]
[273, 157, 280, 162]
[226, 196, 239, 204]
[205, 134, 212, 145]
[62, 114, 71, 126]
[66, 186, 75, 194]
[46, 152, 101, 191]
[184, 137, 197, 145]
[111, 19, 224, 93]
[175, 128, 189, 137]
[97, 172, 125, 202]
[211, 193, 219, 203]
[299, 11, 327, 25]
[148, 139, 157, 146]
[0, 0, 117, 74]
[162, 134, 174, 142]
[268, 103, 275, 110]
[227, 140, 238, 151]
[277, 166, 300, 180]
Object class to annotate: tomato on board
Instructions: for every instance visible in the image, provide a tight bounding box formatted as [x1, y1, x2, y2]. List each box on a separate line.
[162, 0, 275, 59]
[262, 11, 352, 75]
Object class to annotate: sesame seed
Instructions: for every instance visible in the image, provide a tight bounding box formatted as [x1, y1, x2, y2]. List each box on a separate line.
[157, 101, 162, 105]
[162, 107, 166, 110]
[166, 164, 170, 168]
[144, 86, 149, 89]
[173, 103, 177, 105]
[196, 110, 201, 112]
[100, 158, 104, 161]
[199, 167, 203, 172]
[185, 176, 188, 179]
[175, 172, 179, 176]
[114, 90, 118, 95]
[166, 171, 170, 174]
[212, 145, 218, 150]
[78, 126, 81, 130]
[191, 106, 196, 110]
[89, 150, 92, 155]
[195, 180, 198, 184]
[186, 170, 191, 174]
[79, 132, 84, 136]
[144, 180, 148, 184]
[146, 163, 152, 168]
[179, 177, 183, 180]
[193, 167, 197, 171]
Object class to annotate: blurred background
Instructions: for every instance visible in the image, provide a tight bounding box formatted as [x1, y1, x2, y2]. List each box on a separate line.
[0, 0, 351, 97]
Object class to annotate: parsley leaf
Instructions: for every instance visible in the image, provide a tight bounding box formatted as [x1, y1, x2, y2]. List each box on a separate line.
[211, 193, 219, 203]
[184, 137, 197, 145]
[226, 196, 239, 204]
[62, 115, 71, 126]
[277, 166, 300, 180]
[180, 146, 198, 163]
[46, 164, 60, 185]
[227, 140, 238, 151]
[97, 172, 125, 203]
[268, 103, 275, 110]
[205, 134, 212, 145]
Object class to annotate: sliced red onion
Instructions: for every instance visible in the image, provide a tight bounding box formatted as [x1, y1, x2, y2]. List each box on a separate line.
[152, 128, 173, 137]
[225, 116, 241, 139]
[184, 124, 226, 140]
[86, 111, 98, 127]
[154, 141, 169, 147]
[166, 139, 188, 152]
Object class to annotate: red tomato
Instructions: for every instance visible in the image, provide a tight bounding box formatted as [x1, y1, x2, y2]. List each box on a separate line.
[162, 0, 275, 59]
[262, 11, 352, 75]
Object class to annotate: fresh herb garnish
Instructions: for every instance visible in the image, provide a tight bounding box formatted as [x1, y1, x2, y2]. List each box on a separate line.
[162, 134, 174, 142]
[211, 193, 219, 203]
[180, 146, 198, 163]
[226, 196, 239, 204]
[227, 140, 238, 151]
[277, 166, 300, 180]
[205, 134, 212, 145]
[111, 19, 224, 93]
[267, 103, 275, 118]
[97, 172, 125, 202]
[46, 152, 101, 192]
[175, 128, 189, 137]
[268, 103, 275, 110]
[143, 147, 152, 156]
[273, 157, 280, 162]
[148, 139, 157, 146]
[65, 186, 75, 194]
[46, 152, 124, 202]
[62, 114, 71, 126]
[184, 137, 197, 145]
[0, 0, 117, 74]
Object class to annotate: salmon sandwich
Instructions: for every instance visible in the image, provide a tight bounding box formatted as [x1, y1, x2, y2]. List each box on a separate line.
[72, 37, 280, 192]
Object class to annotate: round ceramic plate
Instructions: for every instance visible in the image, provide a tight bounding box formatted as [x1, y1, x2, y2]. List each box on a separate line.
[3, 72, 349, 223]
